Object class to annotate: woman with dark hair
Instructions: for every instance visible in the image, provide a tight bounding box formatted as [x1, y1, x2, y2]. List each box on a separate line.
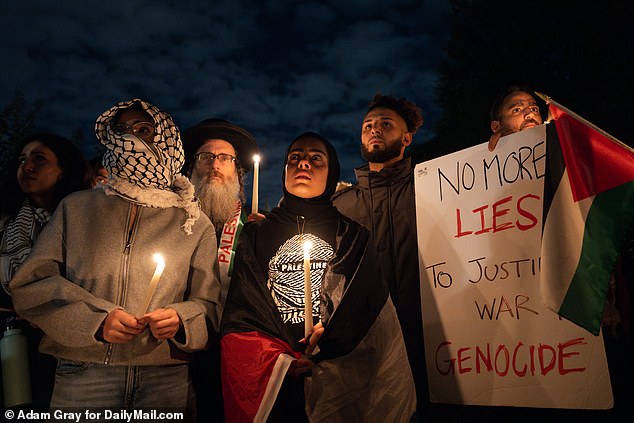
[221, 132, 416, 422]
[1, 132, 89, 302]
[0, 133, 89, 220]
[0, 132, 89, 409]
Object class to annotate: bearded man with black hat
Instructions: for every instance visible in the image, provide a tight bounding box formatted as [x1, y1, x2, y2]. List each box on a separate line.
[181, 118, 262, 301]
[181, 118, 261, 423]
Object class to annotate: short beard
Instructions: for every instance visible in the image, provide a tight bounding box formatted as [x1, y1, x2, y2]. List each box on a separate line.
[360, 139, 403, 163]
[193, 174, 241, 230]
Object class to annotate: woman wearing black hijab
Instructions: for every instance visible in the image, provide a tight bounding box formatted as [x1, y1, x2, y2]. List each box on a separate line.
[220, 132, 416, 422]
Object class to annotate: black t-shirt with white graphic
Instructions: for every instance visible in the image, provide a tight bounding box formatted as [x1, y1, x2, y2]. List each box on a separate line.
[248, 198, 339, 341]
[268, 232, 334, 338]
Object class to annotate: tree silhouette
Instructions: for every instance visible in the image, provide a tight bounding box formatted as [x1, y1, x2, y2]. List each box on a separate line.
[413, 0, 633, 163]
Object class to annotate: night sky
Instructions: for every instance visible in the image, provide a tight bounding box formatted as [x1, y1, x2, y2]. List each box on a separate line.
[1, 0, 450, 208]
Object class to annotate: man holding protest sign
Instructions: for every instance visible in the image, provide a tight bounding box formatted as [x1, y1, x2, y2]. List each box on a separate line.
[412, 89, 615, 419]
[332, 93, 428, 415]
[488, 87, 630, 415]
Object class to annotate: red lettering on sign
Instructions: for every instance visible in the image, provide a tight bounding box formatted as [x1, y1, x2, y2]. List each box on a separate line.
[435, 337, 587, 378]
[454, 193, 541, 238]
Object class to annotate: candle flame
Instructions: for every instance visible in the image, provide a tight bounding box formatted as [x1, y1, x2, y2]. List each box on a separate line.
[303, 240, 313, 253]
[153, 253, 165, 269]
[253, 154, 260, 163]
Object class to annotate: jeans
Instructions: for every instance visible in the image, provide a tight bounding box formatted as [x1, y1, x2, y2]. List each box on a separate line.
[50, 359, 196, 421]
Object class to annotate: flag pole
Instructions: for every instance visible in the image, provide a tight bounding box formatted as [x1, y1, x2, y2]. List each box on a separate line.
[535, 91, 633, 152]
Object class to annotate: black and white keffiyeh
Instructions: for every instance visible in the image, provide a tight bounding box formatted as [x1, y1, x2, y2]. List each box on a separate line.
[0, 200, 51, 297]
[95, 99, 199, 234]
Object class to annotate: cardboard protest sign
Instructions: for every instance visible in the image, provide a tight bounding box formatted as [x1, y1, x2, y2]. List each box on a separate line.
[414, 124, 612, 409]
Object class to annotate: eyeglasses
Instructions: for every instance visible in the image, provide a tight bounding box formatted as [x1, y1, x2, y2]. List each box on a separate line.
[195, 152, 237, 165]
[112, 121, 155, 137]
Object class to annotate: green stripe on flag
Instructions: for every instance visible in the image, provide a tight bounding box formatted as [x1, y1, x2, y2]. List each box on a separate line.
[559, 181, 634, 335]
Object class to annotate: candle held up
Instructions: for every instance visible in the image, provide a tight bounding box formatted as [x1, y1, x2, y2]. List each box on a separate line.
[139, 253, 165, 317]
[303, 240, 313, 337]
[251, 154, 260, 214]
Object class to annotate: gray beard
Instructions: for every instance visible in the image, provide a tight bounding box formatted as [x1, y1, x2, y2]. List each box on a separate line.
[193, 174, 240, 230]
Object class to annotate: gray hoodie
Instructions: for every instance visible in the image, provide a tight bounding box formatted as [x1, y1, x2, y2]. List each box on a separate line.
[10, 188, 221, 365]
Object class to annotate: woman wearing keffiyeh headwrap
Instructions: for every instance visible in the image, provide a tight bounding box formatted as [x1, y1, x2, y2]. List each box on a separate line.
[9, 99, 221, 420]
[0, 132, 88, 409]
[94, 98, 200, 234]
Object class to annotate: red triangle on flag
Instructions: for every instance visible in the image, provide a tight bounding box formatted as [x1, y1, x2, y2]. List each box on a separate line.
[550, 104, 634, 202]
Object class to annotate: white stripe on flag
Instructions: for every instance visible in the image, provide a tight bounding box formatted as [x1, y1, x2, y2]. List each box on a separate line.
[254, 353, 295, 423]
[540, 169, 593, 311]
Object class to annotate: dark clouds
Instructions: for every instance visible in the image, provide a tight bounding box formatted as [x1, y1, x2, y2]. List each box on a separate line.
[1, 0, 450, 207]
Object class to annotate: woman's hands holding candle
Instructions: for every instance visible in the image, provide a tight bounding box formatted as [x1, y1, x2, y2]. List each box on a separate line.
[287, 322, 325, 377]
[139, 308, 182, 340]
[101, 309, 145, 343]
[303, 321, 324, 355]
[99, 308, 181, 343]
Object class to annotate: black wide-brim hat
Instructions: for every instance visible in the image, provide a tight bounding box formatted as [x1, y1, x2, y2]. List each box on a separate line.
[181, 118, 258, 173]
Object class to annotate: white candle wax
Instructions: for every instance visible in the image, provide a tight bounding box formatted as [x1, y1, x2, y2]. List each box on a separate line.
[251, 154, 260, 214]
[303, 240, 313, 337]
[139, 253, 165, 317]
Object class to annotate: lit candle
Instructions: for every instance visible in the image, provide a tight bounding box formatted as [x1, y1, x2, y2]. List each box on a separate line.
[139, 253, 165, 317]
[251, 154, 260, 214]
[303, 240, 313, 337]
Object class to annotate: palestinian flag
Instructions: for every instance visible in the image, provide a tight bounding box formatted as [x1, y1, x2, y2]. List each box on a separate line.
[540, 101, 634, 335]
[221, 332, 299, 422]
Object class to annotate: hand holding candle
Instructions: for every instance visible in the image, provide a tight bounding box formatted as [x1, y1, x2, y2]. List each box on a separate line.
[251, 154, 260, 214]
[139, 253, 165, 317]
[303, 240, 313, 337]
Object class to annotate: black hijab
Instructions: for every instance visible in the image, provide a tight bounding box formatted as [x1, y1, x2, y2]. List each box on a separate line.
[248, 132, 341, 273]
